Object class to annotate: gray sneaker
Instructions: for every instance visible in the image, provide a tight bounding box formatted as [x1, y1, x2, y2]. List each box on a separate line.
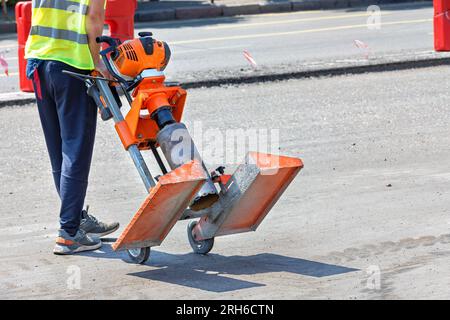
[53, 229, 102, 255]
[79, 206, 120, 237]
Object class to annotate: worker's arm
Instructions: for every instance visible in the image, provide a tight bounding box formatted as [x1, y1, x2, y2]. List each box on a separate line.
[86, 0, 111, 78]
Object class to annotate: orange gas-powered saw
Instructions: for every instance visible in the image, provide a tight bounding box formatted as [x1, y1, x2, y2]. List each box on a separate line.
[64, 32, 303, 264]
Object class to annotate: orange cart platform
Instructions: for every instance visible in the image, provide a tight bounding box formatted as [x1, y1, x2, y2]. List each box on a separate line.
[188, 152, 303, 242]
[113, 160, 206, 251]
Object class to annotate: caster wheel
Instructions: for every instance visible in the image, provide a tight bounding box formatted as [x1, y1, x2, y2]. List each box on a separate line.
[127, 247, 150, 264]
[187, 220, 214, 254]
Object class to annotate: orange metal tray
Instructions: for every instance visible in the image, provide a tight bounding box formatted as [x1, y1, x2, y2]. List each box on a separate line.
[193, 152, 303, 240]
[112, 160, 206, 251]
[216, 152, 303, 236]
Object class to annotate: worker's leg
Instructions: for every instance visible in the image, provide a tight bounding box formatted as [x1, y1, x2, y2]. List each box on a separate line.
[48, 61, 98, 236]
[30, 60, 63, 196]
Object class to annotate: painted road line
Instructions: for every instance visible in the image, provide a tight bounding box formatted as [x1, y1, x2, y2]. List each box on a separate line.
[174, 44, 245, 55]
[253, 10, 333, 18]
[0, 72, 18, 77]
[0, 44, 17, 49]
[171, 19, 432, 45]
[204, 12, 394, 30]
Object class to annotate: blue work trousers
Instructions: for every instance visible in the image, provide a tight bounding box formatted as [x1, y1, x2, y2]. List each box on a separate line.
[28, 60, 97, 235]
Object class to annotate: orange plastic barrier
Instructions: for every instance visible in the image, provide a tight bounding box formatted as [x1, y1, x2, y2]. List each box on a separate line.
[105, 0, 137, 42]
[434, 0, 450, 51]
[15, 0, 137, 92]
[15, 1, 33, 92]
[435, 0, 450, 14]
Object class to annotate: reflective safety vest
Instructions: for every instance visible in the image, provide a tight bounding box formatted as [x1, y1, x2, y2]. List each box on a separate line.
[25, 0, 94, 70]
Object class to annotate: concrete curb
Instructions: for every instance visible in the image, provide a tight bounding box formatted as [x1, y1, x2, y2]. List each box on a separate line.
[136, 9, 176, 22]
[0, 22, 16, 34]
[175, 6, 223, 20]
[222, 4, 261, 17]
[0, 92, 35, 107]
[1, 51, 448, 107]
[135, 0, 432, 23]
[259, 3, 293, 14]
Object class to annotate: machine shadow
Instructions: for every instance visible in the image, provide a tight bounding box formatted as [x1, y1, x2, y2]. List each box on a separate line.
[77, 242, 125, 260]
[79, 243, 358, 293]
[127, 250, 359, 293]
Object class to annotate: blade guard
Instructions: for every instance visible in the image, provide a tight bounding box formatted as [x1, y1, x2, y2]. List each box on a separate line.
[112, 160, 207, 251]
[192, 152, 303, 240]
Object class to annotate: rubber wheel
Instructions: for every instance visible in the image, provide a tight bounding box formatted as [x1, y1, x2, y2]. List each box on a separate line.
[127, 247, 151, 264]
[187, 220, 214, 254]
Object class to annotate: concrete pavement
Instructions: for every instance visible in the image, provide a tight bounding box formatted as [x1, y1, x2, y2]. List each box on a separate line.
[2, 65, 450, 299]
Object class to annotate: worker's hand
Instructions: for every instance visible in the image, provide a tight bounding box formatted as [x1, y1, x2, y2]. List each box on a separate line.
[95, 59, 114, 81]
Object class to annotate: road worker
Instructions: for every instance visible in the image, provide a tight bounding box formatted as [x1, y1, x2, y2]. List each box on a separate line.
[25, 0, 119, 254]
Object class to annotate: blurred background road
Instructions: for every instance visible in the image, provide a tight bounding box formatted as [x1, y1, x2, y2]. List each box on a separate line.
[0, 2, 435, 92]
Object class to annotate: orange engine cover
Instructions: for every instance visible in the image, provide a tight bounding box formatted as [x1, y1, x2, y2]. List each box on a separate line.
[112, 36, 171, 79]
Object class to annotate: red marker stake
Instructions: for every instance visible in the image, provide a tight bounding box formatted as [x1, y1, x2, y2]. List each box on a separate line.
[353, 40, 370, 59]
[0, 55, 9, 76]
[243, 50, 258, 69]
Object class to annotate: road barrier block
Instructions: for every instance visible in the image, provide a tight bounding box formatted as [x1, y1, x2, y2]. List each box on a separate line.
[15, 2, 33, 92]
[15, 0, 137, 93]
[434, 0, 450, 51]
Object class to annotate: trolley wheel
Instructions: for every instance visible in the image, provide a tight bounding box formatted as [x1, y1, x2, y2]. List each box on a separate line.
[187, 220, 214, 254]
[127, 247, 151, 264]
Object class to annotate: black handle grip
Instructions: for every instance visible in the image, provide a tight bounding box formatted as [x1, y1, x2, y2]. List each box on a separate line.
[138, 32, 153, 37]
[86, 83, 113, 121]
[96, 36, 117, 47]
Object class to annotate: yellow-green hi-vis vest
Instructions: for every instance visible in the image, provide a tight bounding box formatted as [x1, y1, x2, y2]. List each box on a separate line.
[25, 0, 94, 70]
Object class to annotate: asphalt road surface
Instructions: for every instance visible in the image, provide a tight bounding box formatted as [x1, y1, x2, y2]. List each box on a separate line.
[0, 2, 436, 93]
[2, 65, 450, 299]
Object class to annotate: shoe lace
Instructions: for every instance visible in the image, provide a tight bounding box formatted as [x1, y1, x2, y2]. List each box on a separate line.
[82, 205, 99, 224]
[88, 214, 99, 224]
[77, 229, 87, 238]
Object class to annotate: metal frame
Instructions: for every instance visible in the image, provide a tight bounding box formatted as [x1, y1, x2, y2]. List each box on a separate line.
[96, 79, 157, 191]
[63, 35, 303, 262]
[94, 80, 303, 244]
